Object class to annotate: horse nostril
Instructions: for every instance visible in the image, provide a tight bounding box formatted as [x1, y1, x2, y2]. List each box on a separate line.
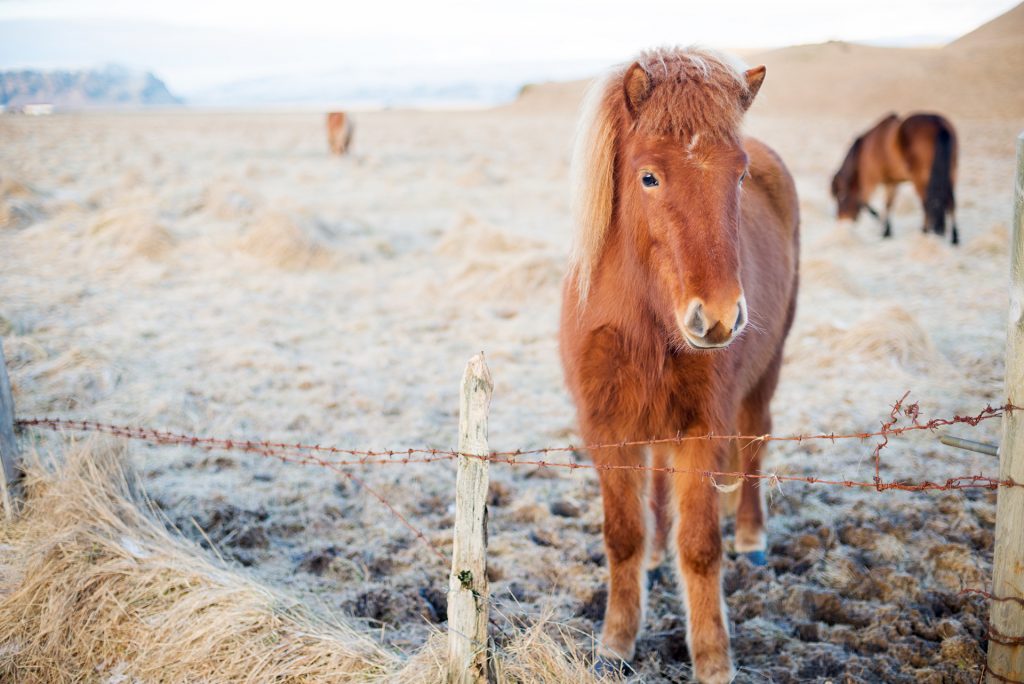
[733, 301, 747, 333]
[687, 303, 705, 337]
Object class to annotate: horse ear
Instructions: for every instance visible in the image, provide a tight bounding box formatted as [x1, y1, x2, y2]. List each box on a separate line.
[741, 65, 766, 110]
[623, 62, 652, 116]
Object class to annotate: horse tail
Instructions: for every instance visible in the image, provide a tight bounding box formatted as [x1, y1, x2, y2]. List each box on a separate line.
[924, 124, 955, 236]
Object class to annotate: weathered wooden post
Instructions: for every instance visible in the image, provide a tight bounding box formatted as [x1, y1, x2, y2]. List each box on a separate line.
[448, 353, 492, 684]
[988, 132, 1024, 682]
[0, 338, 22, 520]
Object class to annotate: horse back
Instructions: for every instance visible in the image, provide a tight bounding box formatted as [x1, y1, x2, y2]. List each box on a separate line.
[742, 136, 799, 248]
[327, 111, 345, 126]
[897, 113, 958, 176]
[745, 134, 798, 348]
[857, 114, 906, 185]
[735, 136, 800, 389]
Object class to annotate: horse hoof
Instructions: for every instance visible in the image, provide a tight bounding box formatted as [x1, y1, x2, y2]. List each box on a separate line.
[647, 565, 665, 590]
[740, 549, 767, 566]
[593, 655, 629, 678]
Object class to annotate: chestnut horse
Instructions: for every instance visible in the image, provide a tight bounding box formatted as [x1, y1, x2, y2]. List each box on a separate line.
[831, 112, 959, 244]
[326, 111, 354, 155]
[559, 48, 799, 683]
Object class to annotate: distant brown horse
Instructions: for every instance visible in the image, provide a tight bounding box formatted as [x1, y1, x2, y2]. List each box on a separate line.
[559, 48, 799, 683]
[831, 112, 958, 244]
[326, 111, 354, 155]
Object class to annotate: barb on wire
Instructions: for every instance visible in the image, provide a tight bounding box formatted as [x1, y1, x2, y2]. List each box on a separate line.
[873, 391, 910, 490]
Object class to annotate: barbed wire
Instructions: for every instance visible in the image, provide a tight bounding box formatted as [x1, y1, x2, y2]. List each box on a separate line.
[14, 401, 1019, 492]
[961, 588, 1024, 608]
[15, 401, 1013, 462]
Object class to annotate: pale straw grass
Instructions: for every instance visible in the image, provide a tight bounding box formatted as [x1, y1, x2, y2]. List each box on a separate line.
[0, 439, 610, 683]
[236, 210, 336, 270]
[0, 438, 397, 683]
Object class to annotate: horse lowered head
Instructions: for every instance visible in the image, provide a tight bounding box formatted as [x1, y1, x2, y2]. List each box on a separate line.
[615, 60, 765, 350]
[830, 135, 865, 222]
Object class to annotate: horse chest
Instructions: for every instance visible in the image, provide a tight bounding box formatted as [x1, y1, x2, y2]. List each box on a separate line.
[575, 325, 714, 433]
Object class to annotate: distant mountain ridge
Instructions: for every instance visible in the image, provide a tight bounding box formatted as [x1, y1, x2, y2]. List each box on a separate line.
[0, 64, 182, 109]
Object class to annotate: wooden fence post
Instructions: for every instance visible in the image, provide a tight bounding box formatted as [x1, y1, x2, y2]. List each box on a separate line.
[0, 338, 22, 520]
[988, 132, 1024, 682]
[448, 353, 492, 684]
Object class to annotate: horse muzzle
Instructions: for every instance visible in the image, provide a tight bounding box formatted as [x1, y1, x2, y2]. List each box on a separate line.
[677, 295, 748, 349]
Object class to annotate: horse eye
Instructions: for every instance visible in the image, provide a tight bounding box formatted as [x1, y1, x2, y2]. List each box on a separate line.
[739, 170, 747, 186]
[641, 172, 659, 188]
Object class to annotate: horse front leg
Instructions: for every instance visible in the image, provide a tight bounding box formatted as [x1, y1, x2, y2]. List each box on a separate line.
[881, 184, 897, 238]
[673, 434, 733, 684]
[735, 408, 770, 565]
[594, 444, 649, 662]
[648, 445, 673, 574]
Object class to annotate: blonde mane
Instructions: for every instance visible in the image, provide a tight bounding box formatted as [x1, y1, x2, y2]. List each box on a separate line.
[568, 47, 752, 302]
[569, 69, 622, 302]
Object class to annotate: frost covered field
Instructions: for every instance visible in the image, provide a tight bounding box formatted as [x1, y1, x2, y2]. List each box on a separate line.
[0, 48, 1020, 682]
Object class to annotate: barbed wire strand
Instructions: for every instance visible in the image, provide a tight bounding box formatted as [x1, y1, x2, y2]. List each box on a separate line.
[15, 400, 1014, 463]
[14, 402, 1020, 492]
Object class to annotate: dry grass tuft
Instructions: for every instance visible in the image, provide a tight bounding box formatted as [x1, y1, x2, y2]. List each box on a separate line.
[492, 611, 610, 684]
[87, 207, 176, 259]
[201, 182, 257, 219]
[835, 306, 938, 367]
[0, 175, 36, 199]
[801, 258, 863, 295]
[434, 212, 541, 258]
[236, 211, 336, 270]
[0, 440, 610, 683]
[392, 612, 610, 684]
[435, 212, 562, 305]
[448, 252, 564, 305]
[826, 305, 946, 370]
[0, 439, 398, 683]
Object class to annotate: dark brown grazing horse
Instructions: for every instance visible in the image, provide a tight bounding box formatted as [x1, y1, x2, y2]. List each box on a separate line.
[559, 48, 799, 683]
[326, 111, 354, 155]
[831, 112, 958, 244]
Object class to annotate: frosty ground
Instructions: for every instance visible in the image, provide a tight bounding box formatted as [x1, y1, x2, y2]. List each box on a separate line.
[0, 89, 1018, 681]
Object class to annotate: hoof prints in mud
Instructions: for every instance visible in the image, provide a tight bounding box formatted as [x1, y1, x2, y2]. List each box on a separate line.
[342, 585, 443, 627]
[165, 502, 272, 567]
[627, 491, 993, 683]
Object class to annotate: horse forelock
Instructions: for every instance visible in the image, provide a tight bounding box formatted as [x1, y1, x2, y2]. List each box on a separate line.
[630, 47, 749, 140]
[569, 47, 752, 304]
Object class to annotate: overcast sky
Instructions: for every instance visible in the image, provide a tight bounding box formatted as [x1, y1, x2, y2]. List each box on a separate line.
[0, 0, 1017, 98]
